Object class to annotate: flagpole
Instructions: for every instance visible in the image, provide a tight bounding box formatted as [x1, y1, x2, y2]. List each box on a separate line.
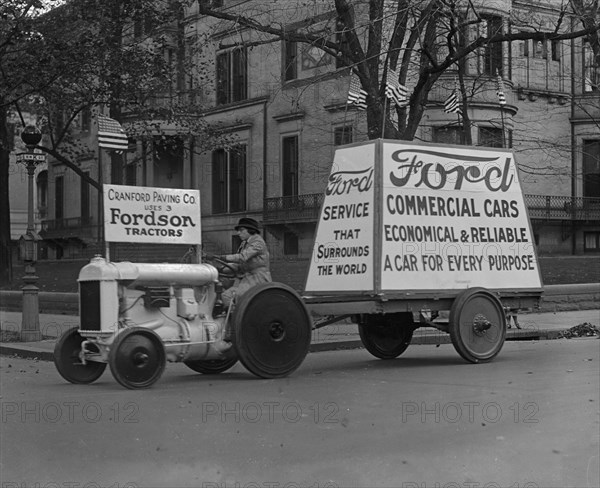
[97, 148, 108, 261]
[101, 151, 109, 262]
[497, 70, 506, 148]
[381, 95, 387, 139]
[343, 71, 352, 129]
[500, 106, 506, 148]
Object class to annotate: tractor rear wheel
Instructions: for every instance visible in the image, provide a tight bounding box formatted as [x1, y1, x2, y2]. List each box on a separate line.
[233, 283, 312, 379]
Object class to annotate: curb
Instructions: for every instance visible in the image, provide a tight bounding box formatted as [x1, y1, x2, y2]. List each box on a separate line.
[1, 283, 599, 314]
[308, 327, 570, 352]
[1, 327, 571, 361]
[0, 343, 55, 361]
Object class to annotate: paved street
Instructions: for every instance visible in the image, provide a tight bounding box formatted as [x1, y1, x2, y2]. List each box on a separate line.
[1, 339, 599, 488]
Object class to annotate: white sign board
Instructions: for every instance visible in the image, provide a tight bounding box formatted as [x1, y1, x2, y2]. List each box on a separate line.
[305, 140, 542, 295]
[103, 184, 201, 244]
[380, 142, 541, 291]
[17, 153, 46, 163]
[304, 143, 376, 293]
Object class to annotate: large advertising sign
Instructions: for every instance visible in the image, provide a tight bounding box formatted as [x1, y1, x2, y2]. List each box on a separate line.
[304, 143, 376, 293]
[380, 142, 541, 291]
[305, 140, 542, 295]
[103, 184, 201, 244]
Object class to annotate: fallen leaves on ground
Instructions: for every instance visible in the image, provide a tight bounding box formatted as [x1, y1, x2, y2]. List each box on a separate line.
[559, 322, 600, 339]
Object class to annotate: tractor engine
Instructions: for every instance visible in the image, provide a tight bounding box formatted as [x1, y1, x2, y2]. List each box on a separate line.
[77, 255, 228, 363]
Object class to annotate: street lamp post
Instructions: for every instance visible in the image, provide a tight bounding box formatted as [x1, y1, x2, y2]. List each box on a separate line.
[18, 125, 44, 342]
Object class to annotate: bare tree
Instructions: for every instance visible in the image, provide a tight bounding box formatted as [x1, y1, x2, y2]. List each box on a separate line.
[1, 0, 229, 283]
[195, 0, 600, 140]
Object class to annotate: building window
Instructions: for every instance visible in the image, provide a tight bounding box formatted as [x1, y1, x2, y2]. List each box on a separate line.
[518, 35, 529, 57]
[153, 136, 183, 187]
[584, 232, 600, 253]
[334, 125, 353, 146]
[482, 15, 503, 75]
[81, 171, 90, 225]
[584, 42, 599, 92]
[582, 140, 600, 198]
[284, 232, 299, 255]
[283, 40, 297, 81]
[282, 135, 299, 197]
[284, 38, 333, 81]
[212, 145, 247, 214]
[55, 175, 64, 221]
[551, 40, 561, 62]
[533, 40, 547, 59]
[111, 154, 123, 185]
[134, 13, 156, 38]
[125, 163, 137, 186]
[479, 126, 504, 148]
[216, 47, 247, 105]
[433, 125, 464, 145]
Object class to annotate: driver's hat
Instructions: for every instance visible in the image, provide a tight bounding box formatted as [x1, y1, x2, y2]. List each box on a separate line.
[234, 217, 261, 233]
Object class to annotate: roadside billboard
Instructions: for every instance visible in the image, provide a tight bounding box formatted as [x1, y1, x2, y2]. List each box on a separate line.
[304, 143, 376, 293]
[103, 184, 201, 245]
[305, 140, 542, 296]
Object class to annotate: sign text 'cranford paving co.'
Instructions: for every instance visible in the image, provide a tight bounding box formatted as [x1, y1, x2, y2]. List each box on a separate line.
[103, 184, 201, 244]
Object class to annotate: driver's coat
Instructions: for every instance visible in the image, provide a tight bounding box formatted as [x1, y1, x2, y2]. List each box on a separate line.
[222, 234, 272, 304]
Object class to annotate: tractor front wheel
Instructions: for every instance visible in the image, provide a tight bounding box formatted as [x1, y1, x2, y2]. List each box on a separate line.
[109, 328, 166, 389]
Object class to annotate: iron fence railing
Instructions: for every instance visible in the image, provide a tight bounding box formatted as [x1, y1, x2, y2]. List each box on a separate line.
[36, 194, 599, 239]
[263, 193, 600, 224]
[524, 195, 600, 221]
[263, 193, 325, 223]
[41, 217, 96, 238]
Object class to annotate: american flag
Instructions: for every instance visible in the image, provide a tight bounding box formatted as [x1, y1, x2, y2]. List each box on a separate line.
[385, 68, 409, 108]
[347, 71, 367, 110]
[98, 114, 129, 150]
[444, 79, 462, 114]
[496, 72, 507, 106]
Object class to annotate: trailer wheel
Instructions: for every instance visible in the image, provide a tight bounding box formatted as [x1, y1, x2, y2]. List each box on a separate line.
[359, 313, 414, 359]
[449, 288, 506, 363]
[54, 327, 106, 384]
[109, 328, 166, 389]
[233, 282, 312, 379]
[184, 357, 238, 374]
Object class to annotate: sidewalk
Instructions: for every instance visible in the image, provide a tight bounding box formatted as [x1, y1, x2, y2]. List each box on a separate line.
[1, 308, 598, 361]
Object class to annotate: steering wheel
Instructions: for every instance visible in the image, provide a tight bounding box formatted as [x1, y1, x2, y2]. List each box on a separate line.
[203, 254, 240, 279]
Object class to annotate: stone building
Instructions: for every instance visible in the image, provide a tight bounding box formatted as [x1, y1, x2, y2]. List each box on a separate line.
[34, 0, 599, 290]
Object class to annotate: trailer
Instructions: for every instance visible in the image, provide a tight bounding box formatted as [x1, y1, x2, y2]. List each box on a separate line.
[53, 140, 542, 389]
[302, 139, 543, 363]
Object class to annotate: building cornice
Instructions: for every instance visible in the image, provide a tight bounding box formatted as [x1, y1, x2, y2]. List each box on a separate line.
[204, 96, 270, 116]
[273, 112, 305, 123]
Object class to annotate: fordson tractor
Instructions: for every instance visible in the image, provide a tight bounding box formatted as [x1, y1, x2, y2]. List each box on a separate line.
[54, 256, 312, 389]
